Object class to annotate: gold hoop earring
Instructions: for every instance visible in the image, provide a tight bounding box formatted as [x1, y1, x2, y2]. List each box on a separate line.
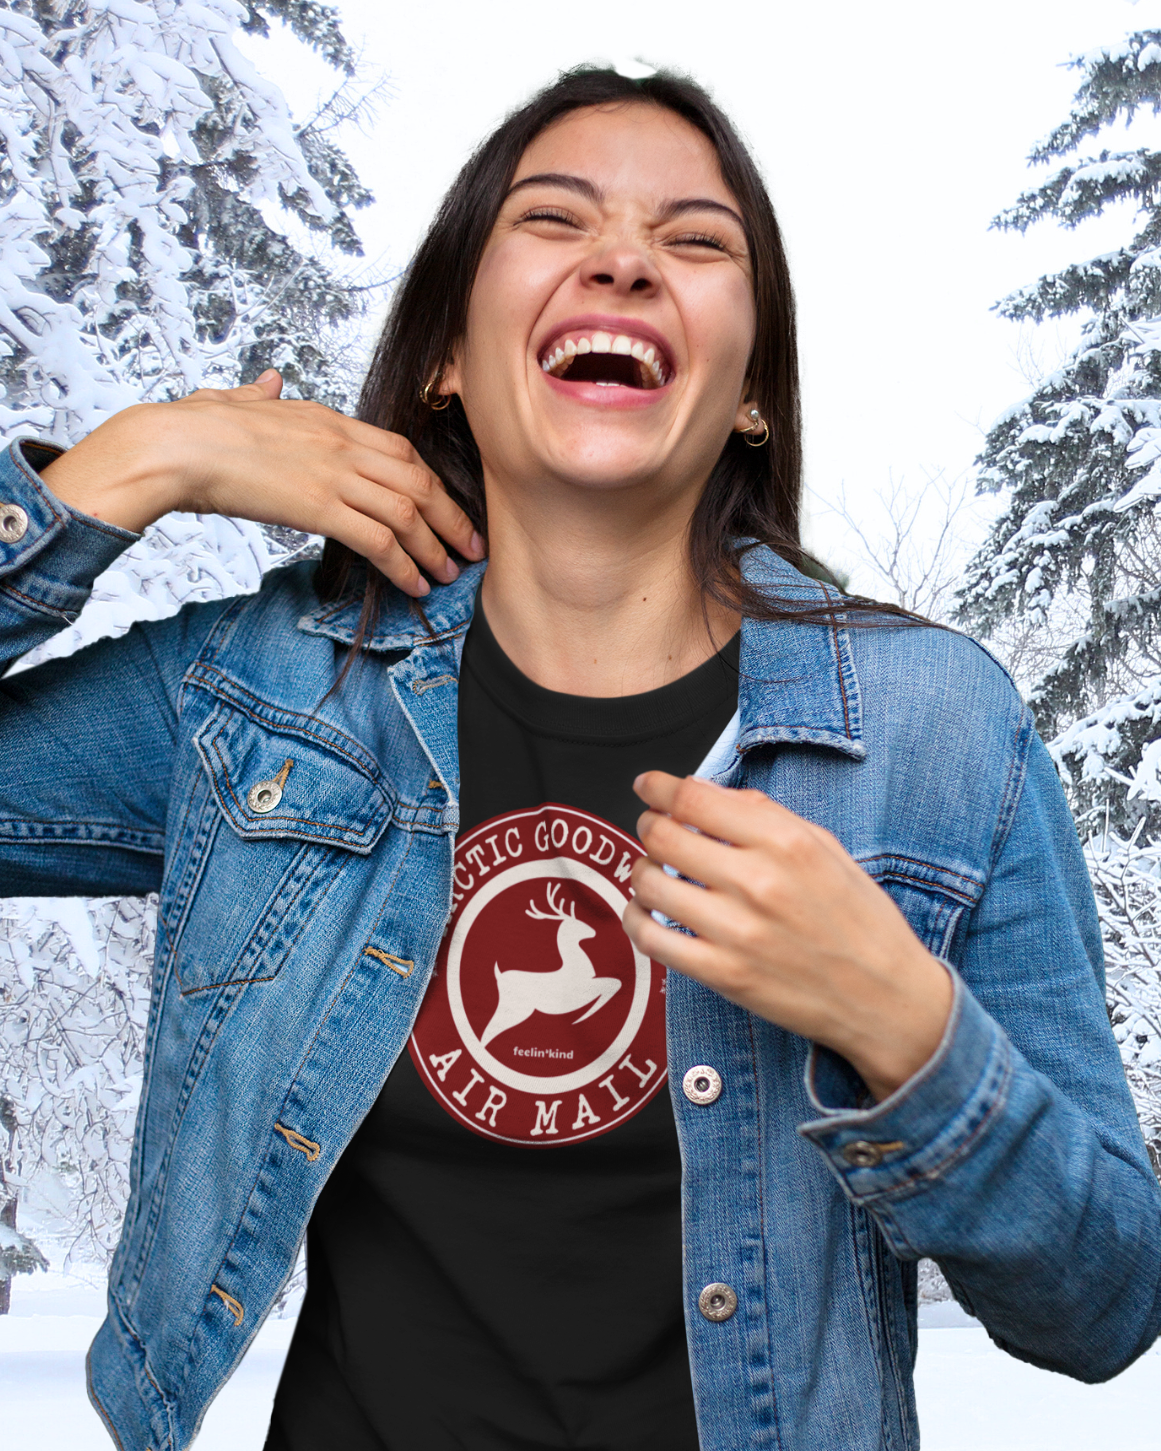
[420, 375, 450, 411]
[740, 407, 770, 447]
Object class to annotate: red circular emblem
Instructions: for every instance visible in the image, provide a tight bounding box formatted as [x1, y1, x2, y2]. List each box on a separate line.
[408, 804, 668, 1146]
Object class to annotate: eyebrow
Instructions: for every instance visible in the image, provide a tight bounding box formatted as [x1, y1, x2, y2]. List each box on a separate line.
[506, 173, 603, 204]
[657, 196, 745, 229]
[505, 173, 745, 230]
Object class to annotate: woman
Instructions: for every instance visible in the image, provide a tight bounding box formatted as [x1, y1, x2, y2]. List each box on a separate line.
[1, 66, 1157, 1451]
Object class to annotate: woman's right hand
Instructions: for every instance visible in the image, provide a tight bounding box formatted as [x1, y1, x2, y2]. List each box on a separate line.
[38, 370, 484, 597]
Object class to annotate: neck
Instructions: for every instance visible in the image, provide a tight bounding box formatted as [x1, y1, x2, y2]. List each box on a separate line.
[478, 477, 739, 697]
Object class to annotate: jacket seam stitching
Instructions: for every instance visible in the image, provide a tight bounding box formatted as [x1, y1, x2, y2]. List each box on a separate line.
[158, 793, 219, 995]
[125, 981, 247, 1301]
[119, 957, 183, 1291]
[70, 514, 135, 542]
[866, 870, 977, 908]
[745, 1013, 784, 1450]
[850, 1208, 900, 1451]
[85, 1353, 128, 1451]
[110, 1289, 174, 1436]
[828, 620, 854, 737]
[0, 819, 164, 848]
[815, 581, 858, 740]
[305, 615, 469, 650]
[874, 1227, 909, 1451]
[858, 851, 982, 888]
[0, 578, 77, 620]
[136, 618, 183, 742]
[988, 711, 1033, 873]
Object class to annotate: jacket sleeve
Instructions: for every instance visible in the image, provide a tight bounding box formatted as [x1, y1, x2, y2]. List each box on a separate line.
[798, 723, 1161, 1383]
[0, 439, 227, 898]
[0, 438, 141, 664]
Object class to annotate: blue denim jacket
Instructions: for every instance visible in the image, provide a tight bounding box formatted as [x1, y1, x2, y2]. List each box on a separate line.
[2, 436, 1159, 1451]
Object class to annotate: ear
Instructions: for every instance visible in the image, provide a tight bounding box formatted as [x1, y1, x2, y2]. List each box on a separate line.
[439, 348, 462, 400]
[734, 398, 762, 435]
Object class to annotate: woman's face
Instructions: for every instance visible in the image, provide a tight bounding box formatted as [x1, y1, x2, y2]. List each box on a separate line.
[444, 102, 758, 508]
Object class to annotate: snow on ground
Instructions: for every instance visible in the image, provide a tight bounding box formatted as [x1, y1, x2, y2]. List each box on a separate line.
[3, 1266, 1161, 1449]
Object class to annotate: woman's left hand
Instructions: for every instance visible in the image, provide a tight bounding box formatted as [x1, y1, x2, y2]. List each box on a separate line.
[623, 773, 954, 1102]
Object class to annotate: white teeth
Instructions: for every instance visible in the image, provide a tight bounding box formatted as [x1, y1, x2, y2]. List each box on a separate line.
[541, 331, 669, 385]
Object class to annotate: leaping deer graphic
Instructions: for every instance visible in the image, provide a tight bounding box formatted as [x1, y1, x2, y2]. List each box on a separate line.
[479, 882, 622, 1048]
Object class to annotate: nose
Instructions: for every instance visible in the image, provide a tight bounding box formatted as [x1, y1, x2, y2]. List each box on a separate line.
[581, 239, 660, 298]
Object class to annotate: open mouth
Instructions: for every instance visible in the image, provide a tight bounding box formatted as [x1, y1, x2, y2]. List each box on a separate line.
[539, 329, 672, 390]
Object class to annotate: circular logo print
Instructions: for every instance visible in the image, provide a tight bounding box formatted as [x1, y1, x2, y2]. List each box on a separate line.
[408, 804, 668, 1146]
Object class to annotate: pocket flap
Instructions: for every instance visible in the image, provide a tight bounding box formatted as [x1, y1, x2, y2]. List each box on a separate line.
[194, 700, 392, 852]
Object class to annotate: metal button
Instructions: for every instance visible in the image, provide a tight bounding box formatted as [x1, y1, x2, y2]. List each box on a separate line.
[698, 1282, 738, 1323]
[841, 1139, 904, 1168]
[682, 1064, 722, 1105]
[247, 758, 294, 815]
[0, 503, 28, 543]
[247, 780, 283, 813]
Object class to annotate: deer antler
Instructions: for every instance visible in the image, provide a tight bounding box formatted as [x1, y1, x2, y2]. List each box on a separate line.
[526, 882, 571, 921]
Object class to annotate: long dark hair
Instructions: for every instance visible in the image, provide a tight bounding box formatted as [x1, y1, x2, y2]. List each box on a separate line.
[316, 65, 918, 636]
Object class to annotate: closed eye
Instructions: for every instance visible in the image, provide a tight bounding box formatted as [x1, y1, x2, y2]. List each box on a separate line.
[668, 231, 729, 251]
[517, 207, 583, 229]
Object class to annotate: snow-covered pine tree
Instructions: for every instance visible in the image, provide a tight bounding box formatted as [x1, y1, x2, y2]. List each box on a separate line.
[0, 0, 374, 437]
[958, 31, 1161, 1170]
[0, 0, 379, 1303]
[959, 30, 1161, 835]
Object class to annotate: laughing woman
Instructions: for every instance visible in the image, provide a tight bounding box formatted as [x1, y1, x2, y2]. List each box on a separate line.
[2, 67, 1159, 1451]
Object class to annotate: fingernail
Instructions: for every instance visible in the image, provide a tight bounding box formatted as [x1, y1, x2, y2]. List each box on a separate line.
[257, 369, 276, 382]
[415, 578, 430, 597]
[442, 559, 460, 582]
[469, 531, 485, 558]
[633, 774, 647, 793]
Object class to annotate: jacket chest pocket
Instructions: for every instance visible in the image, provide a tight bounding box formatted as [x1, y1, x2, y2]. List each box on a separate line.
[160, 700, 394, 996]
[860, 853, 984, 961]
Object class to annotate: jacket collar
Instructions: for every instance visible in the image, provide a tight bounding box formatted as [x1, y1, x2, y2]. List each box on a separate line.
[735, 546, 865, 762]
[297, 546, 864, 761]
[297, 561, 488, 651]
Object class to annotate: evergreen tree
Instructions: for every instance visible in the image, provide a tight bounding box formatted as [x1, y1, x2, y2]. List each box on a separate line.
[959, 32, 1161, 837]
[959, 32, 1161, 1172]
[0, 0, 374, 441]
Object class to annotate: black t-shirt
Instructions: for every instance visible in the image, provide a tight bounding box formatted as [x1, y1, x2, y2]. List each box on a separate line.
[267, 608, 739, 1451]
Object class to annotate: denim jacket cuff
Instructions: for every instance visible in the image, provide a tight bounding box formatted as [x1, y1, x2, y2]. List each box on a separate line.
[0, 438, 139, 622]
[796, 963, 1012, 1202]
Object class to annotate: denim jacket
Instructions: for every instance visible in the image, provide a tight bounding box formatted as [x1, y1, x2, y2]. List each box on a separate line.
[1, 437, 1159, 1451]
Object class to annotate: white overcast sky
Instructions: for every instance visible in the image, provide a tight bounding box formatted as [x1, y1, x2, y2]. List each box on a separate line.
[244, 0, 1150, 579]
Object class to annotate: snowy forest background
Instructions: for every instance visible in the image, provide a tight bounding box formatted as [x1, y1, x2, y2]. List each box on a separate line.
[3, 1, 1161, 1315]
